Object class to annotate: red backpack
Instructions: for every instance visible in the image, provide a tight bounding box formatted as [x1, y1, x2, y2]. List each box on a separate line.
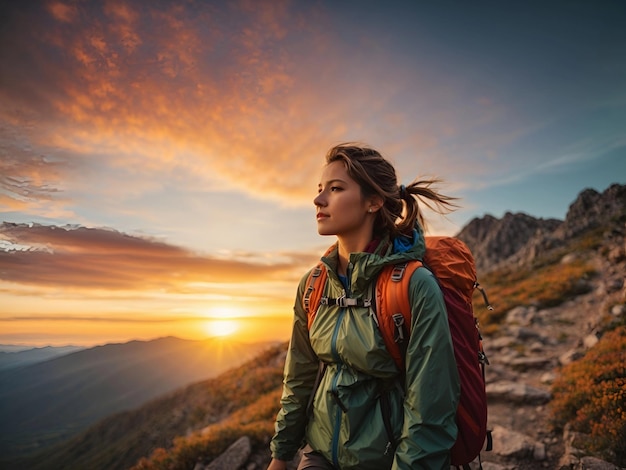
[303, 236, 492, 468]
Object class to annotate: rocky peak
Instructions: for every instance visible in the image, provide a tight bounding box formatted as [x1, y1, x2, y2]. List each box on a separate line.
[458, 183, 626, 274]
[557, 183, 626, 239]
[457, 212, 562, 274]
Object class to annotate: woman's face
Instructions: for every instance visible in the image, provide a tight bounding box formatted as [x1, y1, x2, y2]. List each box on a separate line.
[314, 160, 374, 239]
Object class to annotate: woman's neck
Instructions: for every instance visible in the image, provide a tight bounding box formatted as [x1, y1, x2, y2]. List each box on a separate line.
[336, 234, 373, 276]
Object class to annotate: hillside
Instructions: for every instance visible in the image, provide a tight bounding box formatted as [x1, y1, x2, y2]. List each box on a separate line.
[4, 183, 625, 470]
[2, 344, 287, 470]
[0, 336, 272, 459]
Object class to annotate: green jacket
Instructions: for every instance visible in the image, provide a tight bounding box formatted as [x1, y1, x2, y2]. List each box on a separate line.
[270, 230, 460, 469]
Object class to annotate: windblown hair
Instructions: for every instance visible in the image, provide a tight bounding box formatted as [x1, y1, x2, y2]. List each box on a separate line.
[325, 143, 458, 236]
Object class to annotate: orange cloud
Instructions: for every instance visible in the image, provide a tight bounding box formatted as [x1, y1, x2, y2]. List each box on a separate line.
[0, 222, 316, 291]
[1, 0, 497, 225]
[0, 0, 363, 212]
[47, 1, 78, 23]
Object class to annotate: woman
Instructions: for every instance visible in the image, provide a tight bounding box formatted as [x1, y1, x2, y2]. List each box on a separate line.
[268, 143, 460, 469]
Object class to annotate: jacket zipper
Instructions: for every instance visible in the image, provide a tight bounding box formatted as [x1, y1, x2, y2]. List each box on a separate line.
[330, 308, 345, 468]
[330, 262, 352, 467]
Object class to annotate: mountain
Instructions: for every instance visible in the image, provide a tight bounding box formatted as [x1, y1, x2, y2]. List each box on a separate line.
[458, 183, 626, 274]
[3, 345, 287, 470]
[0, 345, 84, 371]
[0, 336, 273, 459]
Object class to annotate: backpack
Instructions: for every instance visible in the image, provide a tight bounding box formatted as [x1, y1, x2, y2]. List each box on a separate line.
[302, 236, 493, 469]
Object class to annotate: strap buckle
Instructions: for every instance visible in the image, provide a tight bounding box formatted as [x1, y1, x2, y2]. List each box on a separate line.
[391, 263, 407, 282]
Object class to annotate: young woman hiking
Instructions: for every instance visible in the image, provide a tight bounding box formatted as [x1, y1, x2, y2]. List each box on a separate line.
[268, 143, 460, 470]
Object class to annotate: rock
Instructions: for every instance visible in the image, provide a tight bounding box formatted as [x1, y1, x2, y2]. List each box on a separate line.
[606, 278, 624, 293]
[579, 455, 623, 469]
[533, 441, 547, 461]
[610, 303, 625, 316]
[561, 253, 579, 264]
[559, 348, 584, 366]
[491, 425, 545, 460]
[206, 436, 252, 470]
[507, 326, 543, 341]
[457, 212, 563, 273]
[484, 364, 515, 383]
[583, 333, 599, 349]
[505, 306, 534, 326]
[488, 336, 517, 350]
[486, 381, 551, 404]
[507, 356, 554, 372]
[559, 423, 612, 469]
[607, 245, 625, 263]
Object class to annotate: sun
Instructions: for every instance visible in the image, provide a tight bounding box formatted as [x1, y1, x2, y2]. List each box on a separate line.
[204, 319, 239, 338]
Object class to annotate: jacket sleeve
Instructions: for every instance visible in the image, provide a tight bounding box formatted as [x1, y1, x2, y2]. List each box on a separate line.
[392, 267, 460, 470]
[269, 271, 320, 461]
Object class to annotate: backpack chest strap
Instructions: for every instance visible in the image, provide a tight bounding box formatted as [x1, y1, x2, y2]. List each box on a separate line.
[320, 295, 372, 308]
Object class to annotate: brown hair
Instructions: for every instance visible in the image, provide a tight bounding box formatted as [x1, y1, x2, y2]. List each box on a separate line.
[325, 143, 458, 236]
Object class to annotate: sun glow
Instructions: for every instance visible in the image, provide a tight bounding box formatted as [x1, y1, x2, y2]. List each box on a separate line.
[198, 306, 249, 339]
[204, 319, 240, 338]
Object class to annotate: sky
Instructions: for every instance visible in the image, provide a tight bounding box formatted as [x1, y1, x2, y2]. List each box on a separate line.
[1, 0, 625, 348]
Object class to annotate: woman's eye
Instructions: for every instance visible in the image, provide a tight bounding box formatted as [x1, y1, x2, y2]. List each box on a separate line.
[330, 186, 341, 192]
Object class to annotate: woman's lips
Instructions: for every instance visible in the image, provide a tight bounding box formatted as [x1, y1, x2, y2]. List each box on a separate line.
[316, 213, 329, 220]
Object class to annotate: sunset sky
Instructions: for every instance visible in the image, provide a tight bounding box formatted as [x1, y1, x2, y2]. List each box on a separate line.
[1, 0, 625, 348]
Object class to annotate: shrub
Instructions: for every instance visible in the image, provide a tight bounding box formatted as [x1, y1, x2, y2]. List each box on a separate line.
[131, 388, 281, 470]
[476, 257, 596, 332]
[550, 327, 626, 466]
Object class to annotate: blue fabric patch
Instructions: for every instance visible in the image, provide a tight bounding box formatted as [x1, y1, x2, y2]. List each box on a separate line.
[392, 228, 418, 253]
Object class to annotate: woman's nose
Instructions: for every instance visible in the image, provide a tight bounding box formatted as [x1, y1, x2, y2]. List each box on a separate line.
[314, 192, 325, 207]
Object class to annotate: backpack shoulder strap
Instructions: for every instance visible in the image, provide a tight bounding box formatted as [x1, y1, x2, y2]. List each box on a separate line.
[303, 262, 328, 329]
[302, 245, 336, 328]
[375, 260, 423, 370]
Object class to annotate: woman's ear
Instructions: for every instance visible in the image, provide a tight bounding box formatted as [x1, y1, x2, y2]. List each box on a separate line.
[368, 196, 384, 213]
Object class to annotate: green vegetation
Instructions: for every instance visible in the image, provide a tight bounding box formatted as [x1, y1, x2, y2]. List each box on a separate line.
[474, 237, 597, 335]
[550, 326, 626, 466]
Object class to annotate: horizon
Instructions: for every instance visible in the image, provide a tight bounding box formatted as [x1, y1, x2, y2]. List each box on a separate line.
[1, 1, 625, 347]
[0, 333, 283, 351]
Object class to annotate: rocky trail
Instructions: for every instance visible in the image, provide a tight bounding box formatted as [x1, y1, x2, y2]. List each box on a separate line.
[479, 251, 625, 470]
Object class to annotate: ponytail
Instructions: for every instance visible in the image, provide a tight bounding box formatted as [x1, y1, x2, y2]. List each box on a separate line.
[396, 178, 458, 235]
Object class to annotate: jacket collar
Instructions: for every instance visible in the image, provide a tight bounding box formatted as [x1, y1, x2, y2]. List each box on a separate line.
[320, 225, 426, 295]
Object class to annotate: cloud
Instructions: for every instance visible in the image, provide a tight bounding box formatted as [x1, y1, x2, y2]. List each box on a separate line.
[0, 1, 325, 209]
[0, 138, 65, 203]
[0, 0, 465, 217]
[0, 222, 315, 291]
[3, 0, 622, 232]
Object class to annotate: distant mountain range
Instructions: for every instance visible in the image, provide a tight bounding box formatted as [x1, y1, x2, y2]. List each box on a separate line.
[0, 336, 274, 459]
[0, 345, 84, 371]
